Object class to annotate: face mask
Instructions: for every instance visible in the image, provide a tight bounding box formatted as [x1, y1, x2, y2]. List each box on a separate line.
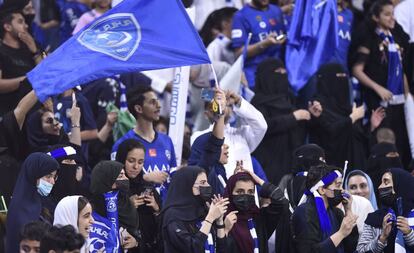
[24, 14, 35, 26]
[37, 178, 53, 196]
[115, 179, 130, 193]
[233, 194, 255, 212]
[326, 189, 344, 207]
[378, 186, 396, 207]
[198, 186, 213, 202]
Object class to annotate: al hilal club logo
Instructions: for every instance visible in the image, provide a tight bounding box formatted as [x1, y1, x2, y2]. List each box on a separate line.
[77, 13, 141, 61]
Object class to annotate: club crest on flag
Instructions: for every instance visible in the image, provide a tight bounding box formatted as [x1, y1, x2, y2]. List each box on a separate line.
[77, 13, 141, 61]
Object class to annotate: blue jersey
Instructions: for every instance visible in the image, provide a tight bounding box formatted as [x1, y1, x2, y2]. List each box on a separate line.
[58, 0, 90, 43]
[112, 130, 177, 200]
[231, 4, 286, 88]
[332, 8, 353, 70]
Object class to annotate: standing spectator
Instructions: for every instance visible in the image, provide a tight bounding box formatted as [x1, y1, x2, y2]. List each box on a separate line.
[292, 165, 359, 253]
[115, 139, 163, 253]
[251, 58, 322, 185]
[112, 86, 177, 201]
[311, 63, 385, 169]
[53, 195, 94, 252]
[352, 0, 412, 167]
[231, 0, 286, 88]
[0, 9, 42, 116]
[161, 166, 228, 253]
[6, 152, 59, 253]
[222, 170, 287, 252]
[19, 221, 51, 253]
[332, 0, 353, 71]
[32, 0, 60, 51]
[57, 0, 92, 43]
[72, 0, 111, 34]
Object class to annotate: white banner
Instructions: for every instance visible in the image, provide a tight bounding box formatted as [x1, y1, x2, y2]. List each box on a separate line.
[168, 66, 190, 167]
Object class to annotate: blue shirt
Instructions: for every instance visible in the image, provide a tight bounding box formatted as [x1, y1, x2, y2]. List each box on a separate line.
[332, 8, 353, 70]
[57, 0, 90, 43]
[231, 4, 286, 88]
[112, 130, 177, 200]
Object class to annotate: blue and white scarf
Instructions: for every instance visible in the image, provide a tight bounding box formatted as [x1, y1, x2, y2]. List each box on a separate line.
[47, 146, 76, 159]
[394, 208, 414, 253]
[299, 170, 342, 236]
[247, 218, 260, 253]
[196, 221, 215, 253]
[377, 29, 405, 105]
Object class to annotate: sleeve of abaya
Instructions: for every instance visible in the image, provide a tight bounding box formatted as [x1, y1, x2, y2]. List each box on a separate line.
[165, 221, 208, 252]
[317, 114, 353, 138]
[233, 98, 268, 152]
[260, 198, 287, 238]
[215, 236, 227, 253]
[265, 113, 298, 135]
[292, 207, 338, 253]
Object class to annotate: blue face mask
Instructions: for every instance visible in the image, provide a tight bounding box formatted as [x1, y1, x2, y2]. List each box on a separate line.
[37, 178, 53, 196]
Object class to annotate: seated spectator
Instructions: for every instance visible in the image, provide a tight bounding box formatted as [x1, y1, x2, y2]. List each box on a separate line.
[161, 166, 228, 253]
[357, 168, 414, 252]
[39, 225, 84, 253]
[53, 195, 94, 252]
[251, 58, 322, 185]
[115, 139, 163, 253]
[6, 152, 59, 253]
[375, 127, 396, 144]
[292, 164, 359, 253]
[222, 170, 287, 252]
[19, 221, 51, 253]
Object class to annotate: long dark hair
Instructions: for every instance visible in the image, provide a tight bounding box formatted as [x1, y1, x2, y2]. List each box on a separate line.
[77, 196, 90, 214]
[199, 7, 238, 46]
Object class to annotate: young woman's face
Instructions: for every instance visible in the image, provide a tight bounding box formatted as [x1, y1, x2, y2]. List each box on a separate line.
[232, 180, 255, 196]
[78, 203, 94, 239]
[36, 170, 58, 186]
[374, 4, 395, 30]
[41, 111, 61, 136]
[124, 148, 145, 179]
[192, 172, 209, 196]
[347, 175, 370, 199]
[379, 172, 394, 191]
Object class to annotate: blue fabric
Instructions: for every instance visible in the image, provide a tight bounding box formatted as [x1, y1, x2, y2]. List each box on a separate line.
[27, 0, 210, 102]
[57, 0, 90, 43]
[377, 30, 404, 97]
[112, 130, 177, 200]
[196, 221, 215, 253]
[285, 0, 338, 92]
[331, 8, 353, 70]
[89, 211, 120, 252]
[231, 4, 286, 88]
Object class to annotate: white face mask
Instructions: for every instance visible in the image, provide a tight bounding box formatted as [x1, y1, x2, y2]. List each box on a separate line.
[37, 178, 53, 196]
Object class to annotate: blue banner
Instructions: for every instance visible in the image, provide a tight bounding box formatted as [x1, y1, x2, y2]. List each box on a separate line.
[88, 212, 120, 253]
[27, 0, 211, 102]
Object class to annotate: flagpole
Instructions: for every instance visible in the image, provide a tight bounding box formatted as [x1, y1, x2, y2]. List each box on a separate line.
[209, 64, 219, 88]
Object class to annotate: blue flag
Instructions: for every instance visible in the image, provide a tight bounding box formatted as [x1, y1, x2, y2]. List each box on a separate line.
[27, 0, 211, 102]
[285, 0, 338, 92]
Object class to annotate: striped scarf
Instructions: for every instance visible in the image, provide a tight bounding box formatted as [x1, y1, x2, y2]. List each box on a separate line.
[395, 208, 414, 253]
[247, 218, 259, 253]
[196, 221, 215, 253]
[376, 29, 405, 105]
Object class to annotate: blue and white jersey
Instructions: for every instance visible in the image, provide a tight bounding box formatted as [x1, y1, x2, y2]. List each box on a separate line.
[332, 8, 353, 70]
[111, 130, 177, 199]
[231, 4, 286, 88]
[57, 0, 90, 43]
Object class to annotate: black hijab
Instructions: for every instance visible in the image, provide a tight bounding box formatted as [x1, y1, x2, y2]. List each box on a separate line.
[89, 161, 138, 233]
[314, 63, 352, 117]
[26, 110, 68, 152]
[251, 58, 295, 113]
[366, 142, 403, 191]
[161, 166, 207, 228]
[6, 153, 59, 253]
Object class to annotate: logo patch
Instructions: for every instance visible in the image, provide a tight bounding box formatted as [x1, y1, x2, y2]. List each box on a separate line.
[165, 150, 171, 160]
[259, 21, 267, 29]
[149, 149, 157, 157]
[77, 13, 141, 61]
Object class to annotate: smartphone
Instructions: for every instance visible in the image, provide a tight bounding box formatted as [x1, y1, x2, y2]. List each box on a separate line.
[276, 34, 286, 41]
[201, 88, 215, 102]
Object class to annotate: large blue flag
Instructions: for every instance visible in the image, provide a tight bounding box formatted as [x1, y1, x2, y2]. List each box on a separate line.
[285, 0, 338, 92]
[27, 0, 211, 102]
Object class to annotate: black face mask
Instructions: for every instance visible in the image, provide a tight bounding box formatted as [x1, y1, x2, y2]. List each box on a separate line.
[233, 194, 256, 212]
[198, 186, 212, 202]
[326, 189, 344, 207]
[378, 186, 396, 207]
[24, 14, 35, 26]
[115, 179, 130, 193]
